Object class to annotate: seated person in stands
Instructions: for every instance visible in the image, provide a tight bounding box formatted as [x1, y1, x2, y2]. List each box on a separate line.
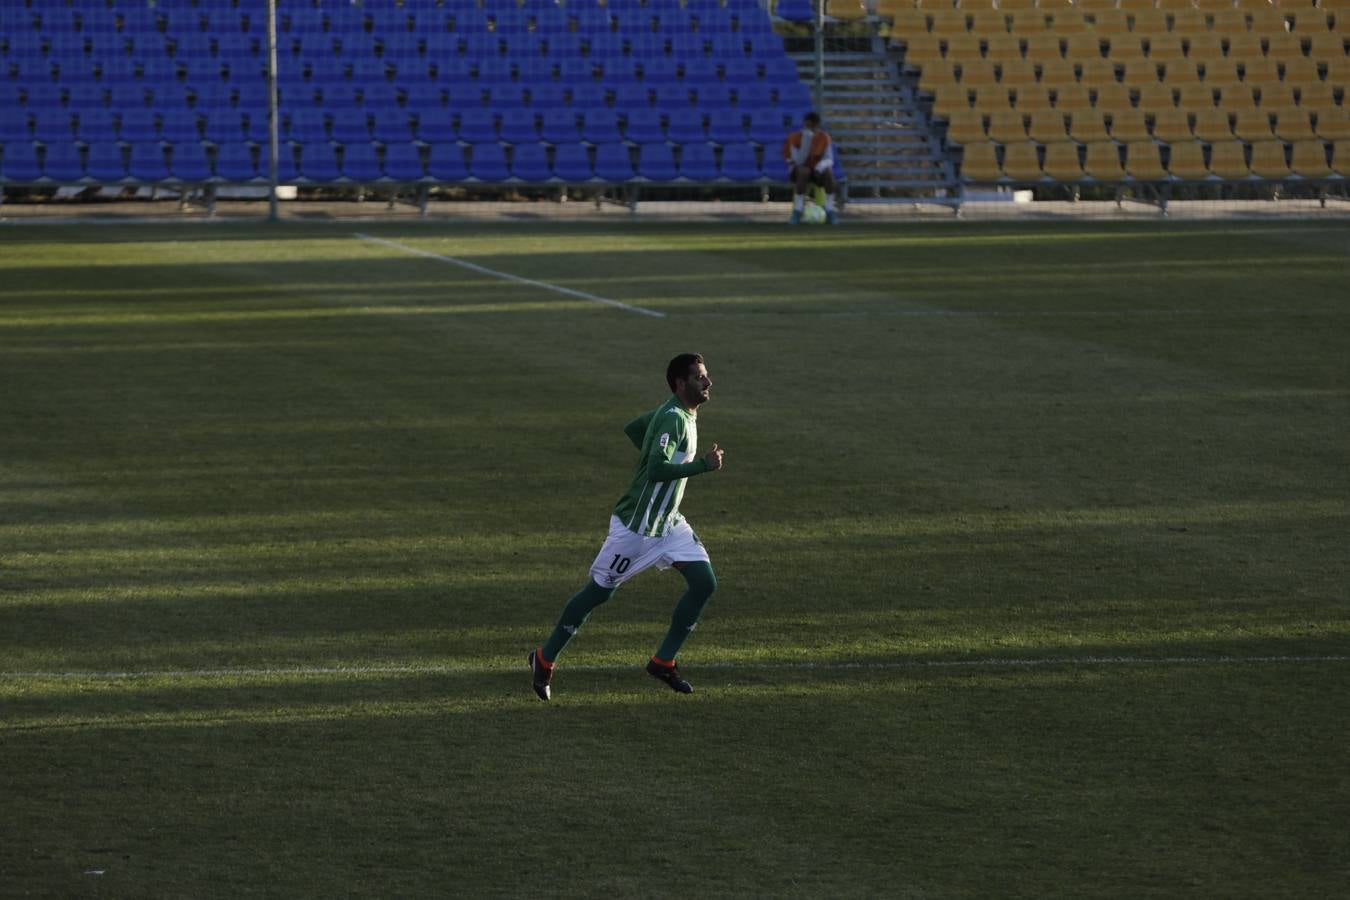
[782, 111, 838, 225]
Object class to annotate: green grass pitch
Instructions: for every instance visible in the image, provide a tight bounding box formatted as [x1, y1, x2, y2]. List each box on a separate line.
[2, 220, 1348, 897]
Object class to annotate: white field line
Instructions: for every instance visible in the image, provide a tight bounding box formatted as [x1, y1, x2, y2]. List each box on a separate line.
[2, 655, 1347, 681]
[353, 232, 666, 318]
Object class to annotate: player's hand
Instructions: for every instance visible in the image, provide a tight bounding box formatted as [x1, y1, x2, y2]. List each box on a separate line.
[704, 443, 724, 472]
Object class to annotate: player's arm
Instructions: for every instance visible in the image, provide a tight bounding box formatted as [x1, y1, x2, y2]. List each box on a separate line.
[804, 132, 828, 169]
[644, 419, 723, 480]
[623, 410, 654, 450]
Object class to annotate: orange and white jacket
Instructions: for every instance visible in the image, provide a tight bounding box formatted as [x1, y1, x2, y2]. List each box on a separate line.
[782, 128, 835, 173]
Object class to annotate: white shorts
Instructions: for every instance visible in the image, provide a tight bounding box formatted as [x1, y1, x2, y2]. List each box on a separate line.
[588, 515, 711, 590]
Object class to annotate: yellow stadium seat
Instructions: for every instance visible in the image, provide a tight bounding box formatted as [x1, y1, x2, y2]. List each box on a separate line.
[1130, 11, 1171, 35]
[1194, 107, 1236, 138]
[1077, 0, 1122, 10]
[1313, 106, 1350, 140]
[1303, 34, 1349, 65]
[1256, 84, 1298, 108]
[876, 0, 918, 15]
[1249, 139, 1293, 177]
[955, 61, 996, 86]
[1219, 85, 1260, 109]
[931, 11, 973, 36]
[1028, 110, 1071, 141]
[1013, 87, 1056, 111]
[1106, 36, 1149, 61]
[1154, 109, 1197, 140]
[1070, 111, 1114, 141]
[1079, 59, 1122, 86]
[960, 141, 1004, 182]
[1289, 139, 1334, 178]
[1262, 32, 1306, 62]
[1242, 58, 1283, 85]
[1157, 0, 1196, 11]
[996, 0, 1041, 10]
[945, 110, 989, 144]
[968, 11, 1008, 36]
[1234, 108, 1277, 139]
[1054, 84, 1096, 110]
[1038, 59, 1079, 85]
[1001, 61, 1041, 85]
[1209, 140, 1253, 177]
[1083, 140, 1128, 179]
[1186, 35, 1227, 62]
[1224, 34, 1267, 63]
[1210, 12, 1254, 35]
[1125, 140, 1171, 179]
[1001, 141, 1045, 179]
[1176, 83, 1220, 108]
[1007, 11, 1053, 34]
[1036, 0, 1076, 9]
[1279, 57, 1322, 86]
[987, 109, 1030, 141]
[983, 35, 1024, 62]
[1065, 35, 1107, 61]
[1203, 61, 1247, 86]
[1170, 12, 1212, 36]
[889, 9, 931, 34]
[1145, 36, 1189, 64]
[826, 0, 869, 22]
[1089, 11, 1133, 36]
[1273, 108, 1319, 140]
[1287, 12, 1333, 34]
[1156, 59, 1202, 84]
[1136, 83, 1179, 111]
[1327, 57, 1350, 87]
[1167, 140, 1212, 178]
[1094, 82, 1135, 109]
[1024, 34, 1065, 61]
[945, 34, 984, 59]
[1042, 141, 1086, 179]
[902, 34, 945, 65]
[930, 85, 975, 115]
[1110, 109, 1155, 141]
[971, 86, 1016, 111]
[1119, 0, 1159, 11]
[1295, 81, 1338, 108]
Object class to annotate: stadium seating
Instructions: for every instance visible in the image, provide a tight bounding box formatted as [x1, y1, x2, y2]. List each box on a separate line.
[1, 0, 810, 191]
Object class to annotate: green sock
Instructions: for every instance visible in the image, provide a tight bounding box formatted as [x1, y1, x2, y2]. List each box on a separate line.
[541, 580, 614, 663]
[654, 562, 717, 663]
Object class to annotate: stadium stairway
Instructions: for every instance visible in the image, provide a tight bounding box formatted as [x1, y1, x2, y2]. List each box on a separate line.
[787, 39, 957, 197]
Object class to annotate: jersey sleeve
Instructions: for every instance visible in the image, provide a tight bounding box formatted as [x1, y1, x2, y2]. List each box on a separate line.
[623, 410, 654, 449]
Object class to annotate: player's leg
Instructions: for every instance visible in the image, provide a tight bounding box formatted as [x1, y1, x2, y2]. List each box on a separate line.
[646, 521, 716, 694]
[815, 168, 839, 224]
[790, 165, 811, 224]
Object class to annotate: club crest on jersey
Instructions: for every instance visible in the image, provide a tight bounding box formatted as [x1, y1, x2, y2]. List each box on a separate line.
[659, 433, 671, 451]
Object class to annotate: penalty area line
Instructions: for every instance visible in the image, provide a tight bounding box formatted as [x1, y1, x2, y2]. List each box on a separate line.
[353, 233, 666, 318]
[2, 655, 1347, 681]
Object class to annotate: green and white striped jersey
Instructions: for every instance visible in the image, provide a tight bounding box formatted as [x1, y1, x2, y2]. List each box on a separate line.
[613, 395, 708, 537]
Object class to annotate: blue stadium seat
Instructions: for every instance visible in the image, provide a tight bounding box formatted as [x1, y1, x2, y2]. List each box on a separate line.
[468, 142, 510, 181]
[323, 86, 365, 112]
[711, 35, 750, 59]
[643, 59, 679, 84]
[0, 114, 33, 144]
[636, 142, 678, 181]
[286, 110, 329, 143]
[475, 59, 515, 86]
[1, 143, 43, 182]
[612, 84, 652, 113]
[683, 59, 722, 87]
[150, 85, 193, 111]
[242, 113, 271, 144]
[192, 86, 235, 114]
[446, 84, 485, 110]
[415, 113, 457, 145]
[552, 143, 594, 182]
[33, 112, 76, 144]
[696, 86, 738, 111]
[499, 109, 540, 143]
[427, 143, 469, 180]
[748, 109, 793, 145]
[128, 142, 171, 181]
[214, 142, 259, 181]
[487, 85, 530, 109]
[708, 110, 749, 144]
[331, 115, 372, 144]
[42, 143, 86, 182]
[653, 84, 693, 109]
[85, 142, 127, 182]
[169, 143, 212, 181]
[67, 84, 109, 111]
[457, 110, 498, 143]
[363, 85, 401, 112]
[568, 84, 607, 110]
[203, 111, 246, 144]
[275, 148, 300, 184]
[403, 85, 445, 115]
[383, 143, 426, 181]
[75, 110, 119, 143]
[719, 142, 766, 181]
[623, 110, 667, 144]
[529, 84, 568, 110]
[341, 143, 384, 182]
[160, 111, 202, 144]
[666, 110, 707, 144]
[581, 110, 623, 144]
[723, 58, 761, 85]
[510, 142, 554, 181]
[773, 0, 816, 24]
[106, 85, 148, 111]
[371, 111, 414, 145]
[540, 109, 580, 144]
[738, 84, 778, 112]
[298, 143, 341, 181]
[594, 142, 635, 181]
[677, 142, 719, 181]
[776, 81, 813, 112]
[350, 59, 391, 85]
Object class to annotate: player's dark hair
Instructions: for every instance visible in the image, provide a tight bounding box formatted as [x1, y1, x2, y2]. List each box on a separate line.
[804, 111, 821, 126]
[666, 353, 705, 392]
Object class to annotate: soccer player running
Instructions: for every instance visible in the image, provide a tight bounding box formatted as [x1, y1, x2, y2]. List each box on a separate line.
[528, 353, 725, 700]
[783, 111, 839, 225]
